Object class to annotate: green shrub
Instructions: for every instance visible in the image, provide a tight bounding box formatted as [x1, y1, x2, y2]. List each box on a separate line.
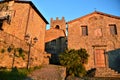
[59, 48, 89, 77]
[0, 48, 5, 53]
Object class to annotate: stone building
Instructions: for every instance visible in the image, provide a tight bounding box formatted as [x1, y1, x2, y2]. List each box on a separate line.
[0, 0, 48, 68]
[45, 17, 66, 64]
[67, 11, 120, 76]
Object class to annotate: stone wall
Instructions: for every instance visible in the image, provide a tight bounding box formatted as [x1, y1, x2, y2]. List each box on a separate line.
[1, 1, 47, 51]
[0, 1, 48, 68]
[67, 12, 120, 70]
[0, 31, 44, 68]
[50, 17, 66, 33]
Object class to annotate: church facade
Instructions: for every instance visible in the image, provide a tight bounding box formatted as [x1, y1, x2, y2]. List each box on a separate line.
[67, 11, 120, 73]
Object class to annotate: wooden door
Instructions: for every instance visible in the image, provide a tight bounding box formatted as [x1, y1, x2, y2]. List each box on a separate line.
[95, 49, 106, 67]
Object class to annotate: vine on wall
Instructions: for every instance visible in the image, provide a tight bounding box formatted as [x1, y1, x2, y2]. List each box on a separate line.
[0, 44, 27, 60]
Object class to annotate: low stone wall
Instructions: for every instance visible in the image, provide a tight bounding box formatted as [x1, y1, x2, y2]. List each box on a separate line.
[0, 31, 46, 69]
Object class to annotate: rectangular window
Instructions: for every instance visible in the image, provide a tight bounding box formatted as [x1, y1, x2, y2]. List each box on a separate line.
[81, 26, 88, 36]
[0, 22, 3, 30]
[109, 24, 117, 35]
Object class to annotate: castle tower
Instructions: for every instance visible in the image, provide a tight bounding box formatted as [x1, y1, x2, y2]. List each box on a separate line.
[50, 17, 66, 33]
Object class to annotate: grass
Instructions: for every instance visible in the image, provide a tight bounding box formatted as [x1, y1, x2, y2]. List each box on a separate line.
[0, 68, 29, 80]
[0, 66, 42, 80]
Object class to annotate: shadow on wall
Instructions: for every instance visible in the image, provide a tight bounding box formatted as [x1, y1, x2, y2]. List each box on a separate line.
[107, 48, 120, 73]
[45, 37, 67, 65]
[50, 54, 60, 65]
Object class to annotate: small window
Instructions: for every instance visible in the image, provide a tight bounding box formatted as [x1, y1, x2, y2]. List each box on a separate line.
[0, 22, 3, 31]
[109, 24, 117, 35]
[55, 25, 60, 29]
[81, 26, 88, 36]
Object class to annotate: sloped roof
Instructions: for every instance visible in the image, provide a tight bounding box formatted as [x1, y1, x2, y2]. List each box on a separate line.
[0, 1, 49, 24]
[45, 28, 66, 43]
[67, 11, 120, 24]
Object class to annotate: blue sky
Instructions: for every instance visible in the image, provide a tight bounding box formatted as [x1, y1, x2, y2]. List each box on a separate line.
[32, 0, 120, 29]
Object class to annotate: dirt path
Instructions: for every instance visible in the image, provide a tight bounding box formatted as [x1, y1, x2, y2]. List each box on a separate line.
[27, 65, 66, 80]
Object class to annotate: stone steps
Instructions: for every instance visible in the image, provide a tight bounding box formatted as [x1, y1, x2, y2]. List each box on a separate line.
[95, 67, 120, 77]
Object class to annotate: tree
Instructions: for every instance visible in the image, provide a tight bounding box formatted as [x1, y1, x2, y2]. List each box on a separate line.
[59, 48, 89, 77]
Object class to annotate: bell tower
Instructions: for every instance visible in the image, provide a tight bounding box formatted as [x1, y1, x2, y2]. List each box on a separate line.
[50, 17, 66, 33]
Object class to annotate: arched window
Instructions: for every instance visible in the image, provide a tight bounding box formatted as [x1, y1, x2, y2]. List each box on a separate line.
[55, 25, 60, 29]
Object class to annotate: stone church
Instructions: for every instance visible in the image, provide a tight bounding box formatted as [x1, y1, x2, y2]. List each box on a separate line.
[67, 11, 120, 77]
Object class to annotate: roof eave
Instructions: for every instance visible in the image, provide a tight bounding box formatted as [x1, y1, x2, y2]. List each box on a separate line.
[67, 11, 120, 24]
